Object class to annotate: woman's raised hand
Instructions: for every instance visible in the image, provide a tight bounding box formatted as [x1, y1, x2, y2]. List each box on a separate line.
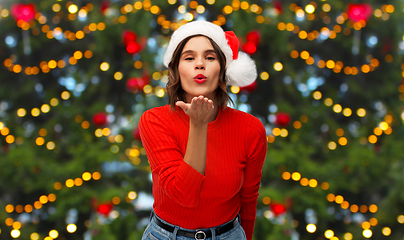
[176, 96, 215, 124]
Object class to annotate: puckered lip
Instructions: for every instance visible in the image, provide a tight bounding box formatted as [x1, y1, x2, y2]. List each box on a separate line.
[194, 74, 206, 79]
[194, 74, 207, 84]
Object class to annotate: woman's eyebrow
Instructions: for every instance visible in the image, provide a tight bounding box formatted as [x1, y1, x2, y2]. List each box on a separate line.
[181, 50, 194, 56]
[181, 49, 216, 56]
[205, 49, 217, 54]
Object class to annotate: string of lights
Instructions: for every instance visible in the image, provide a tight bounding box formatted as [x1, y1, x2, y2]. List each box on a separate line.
[4, 168, 140, 239]
[4, 171, 101, 238]
[278, 170, 404, 238]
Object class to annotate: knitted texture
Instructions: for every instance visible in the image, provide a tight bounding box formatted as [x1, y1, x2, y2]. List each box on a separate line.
[139, 105, 267, 240]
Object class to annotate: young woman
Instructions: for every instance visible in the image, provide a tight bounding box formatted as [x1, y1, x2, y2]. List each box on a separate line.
[139, 21, 267, 240]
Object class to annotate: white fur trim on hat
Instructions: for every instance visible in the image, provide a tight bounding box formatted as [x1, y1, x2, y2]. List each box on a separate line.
[163, 21, 257, 87]
[226, 51, 257, 87]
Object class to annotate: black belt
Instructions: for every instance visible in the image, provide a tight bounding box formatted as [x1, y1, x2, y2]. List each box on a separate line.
[152, 213, 238, 239]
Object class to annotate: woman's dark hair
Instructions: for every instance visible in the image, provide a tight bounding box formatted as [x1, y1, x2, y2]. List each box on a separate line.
[166, 34, 233, 110]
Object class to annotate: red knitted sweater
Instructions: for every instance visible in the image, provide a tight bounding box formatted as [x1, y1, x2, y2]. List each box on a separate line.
[139, 105, 267, 240]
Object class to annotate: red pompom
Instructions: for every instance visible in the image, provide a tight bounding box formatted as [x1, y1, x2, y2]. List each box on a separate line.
[92, 112, 108, 127]
[11, 3, 36, 22]
[275, 112, 291, 127]
[347, 3, 372, 23]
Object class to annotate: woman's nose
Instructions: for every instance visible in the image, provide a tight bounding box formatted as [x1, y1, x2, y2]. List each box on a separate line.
[195, 58, 205, 69]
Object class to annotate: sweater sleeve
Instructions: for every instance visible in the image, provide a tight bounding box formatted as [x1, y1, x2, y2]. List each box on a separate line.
[240, 117, 267, 240]
[139, 109, 205, 207]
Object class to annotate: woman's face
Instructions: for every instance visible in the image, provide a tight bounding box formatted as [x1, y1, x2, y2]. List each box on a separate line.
[178, 36, 220, 103]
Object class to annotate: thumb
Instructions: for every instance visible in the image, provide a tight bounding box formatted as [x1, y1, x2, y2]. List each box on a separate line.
[175, 101, 188, 111]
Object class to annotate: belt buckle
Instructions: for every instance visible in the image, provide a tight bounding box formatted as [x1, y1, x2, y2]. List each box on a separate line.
[195, 230, 206, 239]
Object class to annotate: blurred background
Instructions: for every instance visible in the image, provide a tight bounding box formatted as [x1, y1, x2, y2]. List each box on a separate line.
[1, 0, 404, 239]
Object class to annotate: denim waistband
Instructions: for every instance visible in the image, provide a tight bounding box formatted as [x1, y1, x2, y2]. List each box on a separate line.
[149, 210, 240, 239]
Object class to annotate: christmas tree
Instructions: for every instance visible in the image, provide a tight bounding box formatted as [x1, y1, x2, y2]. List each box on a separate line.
[1, 0, 404, 239]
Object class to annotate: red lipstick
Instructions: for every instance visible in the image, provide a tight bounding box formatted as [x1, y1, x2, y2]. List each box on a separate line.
[194, 74, 207, 84]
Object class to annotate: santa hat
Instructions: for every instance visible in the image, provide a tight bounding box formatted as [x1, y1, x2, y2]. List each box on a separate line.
[163, 21, 257, 87]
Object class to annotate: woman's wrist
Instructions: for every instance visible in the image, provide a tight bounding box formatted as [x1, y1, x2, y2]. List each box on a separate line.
[189, 120, 208, 130]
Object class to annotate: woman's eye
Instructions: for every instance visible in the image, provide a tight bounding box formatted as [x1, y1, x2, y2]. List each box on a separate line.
[206, 56, 215, 60]
[184, 57, 194, 61]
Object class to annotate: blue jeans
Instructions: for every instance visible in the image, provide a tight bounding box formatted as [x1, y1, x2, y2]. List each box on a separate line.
[141, 212, 247, 240]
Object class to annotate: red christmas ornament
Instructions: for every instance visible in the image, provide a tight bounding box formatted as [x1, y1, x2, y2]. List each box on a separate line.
[246, 30, 261, 46]
[33, 165, 40, 173]
[126, 77, 147, 92]
[126, 73, 150, 92]
[270, 203, 286, 216]
[133, 127, 141, 140]
[273, 0, 283, 14]
[242, 42, 257, 55]
[91, 197, 98, 210]
[92, 112, 108, 127]
[11, 3, 36, 22]
[239, 81, 257, 93]
[126, 42, 141, 55]
[100, 1, 110, 15]
[142, 73, 151, 86]
[275, 112, 291, 127]
[123, 31, 137, 46]
[347, 3, 372, 23]
[139, 36, 148, 50]
[97, 202, 113, 216]
[122, 30, 145, 55]
[382, 43, 391, 53]
[241, 30, 261, 55]
[2, 145, 9, 154]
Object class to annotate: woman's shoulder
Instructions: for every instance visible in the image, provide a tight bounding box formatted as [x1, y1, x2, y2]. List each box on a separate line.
[224, 107, 266, 134]
[143, 104, 170, 115]
[142, 105, 172, 116]
[140, 105, 172, 123]
[141, 104, 187, 125]
[224, 107, 263, 123]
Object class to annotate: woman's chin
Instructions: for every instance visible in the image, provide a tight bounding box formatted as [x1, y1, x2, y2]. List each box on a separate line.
[185, 92, 214, 101]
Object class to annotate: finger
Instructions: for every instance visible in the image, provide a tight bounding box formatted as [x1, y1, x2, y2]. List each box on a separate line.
[198, 96, 205, 104]
[207, 99, 214, 109]
[176, 101, 188, 111]
[203, 98, 209, 109]
[190, 97, 198, 109]
[196, 96, 203, 109]
[175, 101, 184, 107]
